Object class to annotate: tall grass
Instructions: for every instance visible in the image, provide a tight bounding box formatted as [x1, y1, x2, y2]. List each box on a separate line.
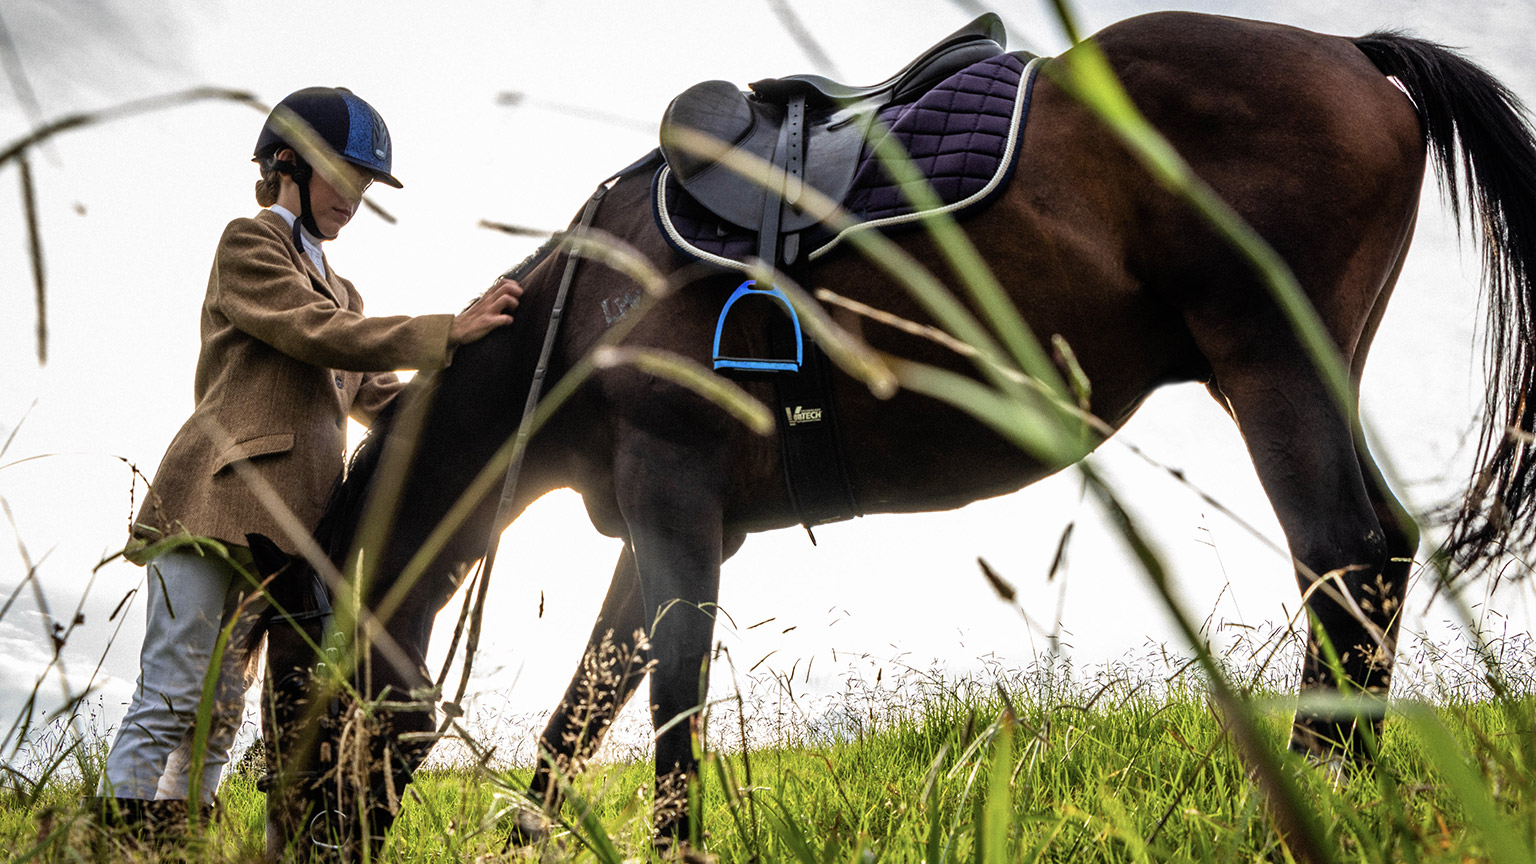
[6, 636, 1536, 862]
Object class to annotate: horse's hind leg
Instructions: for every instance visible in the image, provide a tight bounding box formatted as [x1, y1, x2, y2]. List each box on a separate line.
[1206, 348, 1408, 760]
[1284, 246, 1419, 757]
[1288, 432, 1416, 756]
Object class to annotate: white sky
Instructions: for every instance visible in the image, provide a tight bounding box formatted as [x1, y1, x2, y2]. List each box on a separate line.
[3, 0, 1535, 767]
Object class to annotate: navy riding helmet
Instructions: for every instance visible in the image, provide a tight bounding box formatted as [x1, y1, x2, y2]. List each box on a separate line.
[253, 86, 400, 243]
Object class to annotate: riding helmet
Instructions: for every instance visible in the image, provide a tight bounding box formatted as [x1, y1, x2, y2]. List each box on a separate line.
[253, 86, 402, 188]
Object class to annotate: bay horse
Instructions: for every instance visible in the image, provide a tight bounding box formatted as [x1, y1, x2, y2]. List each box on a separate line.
[262, 10, 1536, 859]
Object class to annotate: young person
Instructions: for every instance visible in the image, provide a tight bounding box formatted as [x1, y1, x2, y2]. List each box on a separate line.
[94, 86, 521, 837]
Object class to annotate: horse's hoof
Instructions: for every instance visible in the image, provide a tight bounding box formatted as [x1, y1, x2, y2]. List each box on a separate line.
[505, 805, 554, 845]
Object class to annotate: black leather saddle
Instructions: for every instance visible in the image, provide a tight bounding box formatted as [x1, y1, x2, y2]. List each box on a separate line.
[659, 13, 1007, 259]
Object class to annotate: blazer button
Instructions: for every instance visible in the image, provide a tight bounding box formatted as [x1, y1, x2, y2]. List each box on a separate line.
[335, 375, 344, 389]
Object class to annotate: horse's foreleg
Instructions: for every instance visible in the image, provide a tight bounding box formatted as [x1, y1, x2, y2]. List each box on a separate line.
[613, 427, 728, 845]
[1208, 361, 1406, 760]
[326, 558, 465, 856]
[261, 596, 332, 861]
[528, 543, 650, 811]
[517, 529, 747, 846]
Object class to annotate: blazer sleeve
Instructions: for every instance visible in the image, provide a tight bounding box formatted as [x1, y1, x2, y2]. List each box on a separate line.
[350, 372, 407, 426]
[211, 218, 455, 372]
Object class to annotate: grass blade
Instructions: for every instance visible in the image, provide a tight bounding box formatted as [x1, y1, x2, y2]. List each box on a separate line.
[1398, 702, 1536, 864]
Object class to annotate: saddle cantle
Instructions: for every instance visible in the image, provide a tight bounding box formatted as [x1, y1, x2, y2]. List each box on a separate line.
[659, 13, 1008, 241]
[749, 13, 1009, 109]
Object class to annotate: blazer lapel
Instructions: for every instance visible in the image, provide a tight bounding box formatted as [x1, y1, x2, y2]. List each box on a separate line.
[323, 266, 355, 311]
[254, 208, 342, 304]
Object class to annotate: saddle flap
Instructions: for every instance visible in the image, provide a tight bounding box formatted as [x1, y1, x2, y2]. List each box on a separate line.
[661, 92, 868, 235]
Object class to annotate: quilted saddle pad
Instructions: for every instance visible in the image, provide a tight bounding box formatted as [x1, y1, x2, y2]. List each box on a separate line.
[654, 51, 1043, 272]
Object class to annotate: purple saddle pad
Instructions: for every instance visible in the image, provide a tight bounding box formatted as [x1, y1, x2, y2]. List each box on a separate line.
[654, 51, 1041, 271]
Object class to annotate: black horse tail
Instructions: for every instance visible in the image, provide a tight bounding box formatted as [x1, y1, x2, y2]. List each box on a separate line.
[1351, 33, 1536, 574]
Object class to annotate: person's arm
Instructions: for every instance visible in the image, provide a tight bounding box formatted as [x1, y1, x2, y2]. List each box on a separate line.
[346, 273, 524, 425]
[213, 218, 454, 372]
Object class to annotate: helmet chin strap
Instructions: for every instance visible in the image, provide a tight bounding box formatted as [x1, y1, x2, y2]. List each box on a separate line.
[272, 158, 339, 250]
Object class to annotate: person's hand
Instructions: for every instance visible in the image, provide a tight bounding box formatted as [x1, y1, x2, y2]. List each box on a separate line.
[450, 277, 523, 345]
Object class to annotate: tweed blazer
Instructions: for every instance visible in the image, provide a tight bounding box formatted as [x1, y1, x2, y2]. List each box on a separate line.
[131, 209, 454, 557]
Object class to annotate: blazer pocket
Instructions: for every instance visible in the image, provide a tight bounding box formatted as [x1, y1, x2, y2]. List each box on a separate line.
[214, 432, 295, 475]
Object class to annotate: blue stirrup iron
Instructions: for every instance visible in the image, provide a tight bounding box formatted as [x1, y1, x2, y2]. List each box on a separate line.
[712, 279, 804, 373]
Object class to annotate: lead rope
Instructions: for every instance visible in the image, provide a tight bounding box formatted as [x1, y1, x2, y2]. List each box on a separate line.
[441, 176, 614, 723]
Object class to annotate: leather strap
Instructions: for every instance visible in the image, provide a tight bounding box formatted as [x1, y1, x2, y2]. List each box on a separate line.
[454, 179, 610, 713]
[447, 151, 665, 716]
[755, 109, 788, 270]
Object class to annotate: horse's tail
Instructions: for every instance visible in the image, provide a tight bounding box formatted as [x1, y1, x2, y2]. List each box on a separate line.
[1352, 33, 1536, 574]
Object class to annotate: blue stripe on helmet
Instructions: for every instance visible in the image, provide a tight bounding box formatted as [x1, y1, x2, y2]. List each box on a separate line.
[340, 91, 390, 173]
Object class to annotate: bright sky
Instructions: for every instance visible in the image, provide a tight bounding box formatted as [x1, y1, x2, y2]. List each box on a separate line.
[3, 0, 1535, 769]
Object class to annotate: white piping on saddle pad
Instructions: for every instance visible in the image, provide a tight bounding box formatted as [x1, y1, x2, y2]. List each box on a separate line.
[654, 55, 1045, 275]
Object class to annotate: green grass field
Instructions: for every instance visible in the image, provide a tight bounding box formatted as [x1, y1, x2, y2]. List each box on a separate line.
[7, 657, 1534, 863]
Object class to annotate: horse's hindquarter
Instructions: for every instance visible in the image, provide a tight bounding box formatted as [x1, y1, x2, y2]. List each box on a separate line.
[1088, 13, 1425, 366]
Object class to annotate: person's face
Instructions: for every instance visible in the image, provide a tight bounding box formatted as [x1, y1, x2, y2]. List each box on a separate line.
[306, 157, 373, 238]
[275, 148, 373, 238]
